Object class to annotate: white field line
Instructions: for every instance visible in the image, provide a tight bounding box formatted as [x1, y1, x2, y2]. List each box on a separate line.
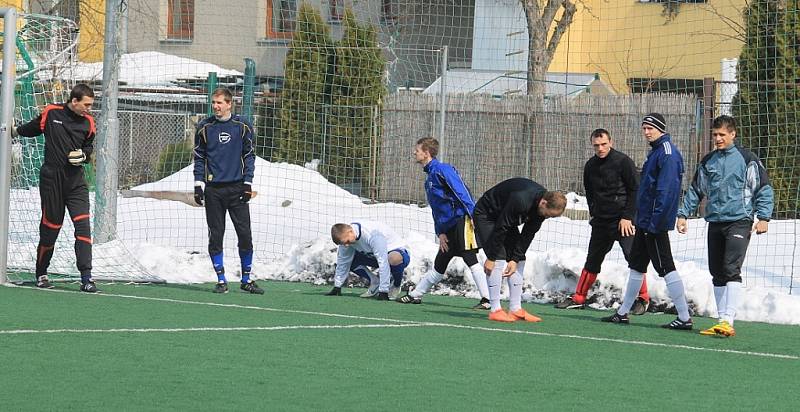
[0, 323, 427, 335]
[30, 287, 421, 324]
[418, 322, 800, 360]
[7, 287, 799, 361]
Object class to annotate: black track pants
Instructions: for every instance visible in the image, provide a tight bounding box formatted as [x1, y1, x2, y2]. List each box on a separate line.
[204, 183, 253, 257]
[707, 220, 752, 286]
[36, 164, 91, 277]
[584, 219, 634, 274]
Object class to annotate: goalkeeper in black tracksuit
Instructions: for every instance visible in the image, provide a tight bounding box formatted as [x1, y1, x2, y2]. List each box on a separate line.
[193, 88, 263, 294]
[15, 84, 98, 292]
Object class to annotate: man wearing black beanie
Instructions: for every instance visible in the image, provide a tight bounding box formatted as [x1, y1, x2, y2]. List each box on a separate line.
[602, 113, 693, 330]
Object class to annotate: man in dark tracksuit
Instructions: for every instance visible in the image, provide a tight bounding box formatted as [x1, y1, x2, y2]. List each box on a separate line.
[473, 178, 566, 322]
[556, 128, 650, 313]
[193, 88, 263, 295]
[15, 84, 98, 292]
[397, 137, 490, 308]
[677, 115, 773, 337]
[602, 113, 692, 329]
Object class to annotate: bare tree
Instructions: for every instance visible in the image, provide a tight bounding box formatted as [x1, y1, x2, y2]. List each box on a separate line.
[521, 0, 577, 96]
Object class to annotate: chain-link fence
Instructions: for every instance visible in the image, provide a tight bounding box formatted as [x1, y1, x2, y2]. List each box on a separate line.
[109, 110, 196, 189]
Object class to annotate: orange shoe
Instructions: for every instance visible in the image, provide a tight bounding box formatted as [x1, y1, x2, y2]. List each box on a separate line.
[488, 309, 517, 322]
[509, 308, 542, 322]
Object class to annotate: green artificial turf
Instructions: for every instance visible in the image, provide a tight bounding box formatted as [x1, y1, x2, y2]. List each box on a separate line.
[0, 281, 797, 411]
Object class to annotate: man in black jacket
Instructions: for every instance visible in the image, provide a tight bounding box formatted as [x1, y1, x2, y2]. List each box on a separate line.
[473, 178, 566, 322]
[555, 129, 650, 313]
[15, 83, 98, 292]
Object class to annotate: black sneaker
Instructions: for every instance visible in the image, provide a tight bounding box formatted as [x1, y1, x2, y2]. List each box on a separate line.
[662, 317, 693, 330]
[326, 286, 342, 296]
[240, 281, 264, 295]
[36, 275, 54, 289]
[375, 292, 389, 301]
[554, 297, 585, 310]
[213, 282, 229, 294]
[397, 294, 421, 304]
[630, 297, 650, 316]
[601, 312, 629, 324]
[472, 297, 491, 310]
[79, 281, 98, 293]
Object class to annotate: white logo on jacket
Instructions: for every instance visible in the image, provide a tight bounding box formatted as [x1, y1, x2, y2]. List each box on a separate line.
[218, 132, 231, 144]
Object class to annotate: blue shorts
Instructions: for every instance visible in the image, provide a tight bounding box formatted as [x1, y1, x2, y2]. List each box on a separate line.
[350, 248, 410, 286]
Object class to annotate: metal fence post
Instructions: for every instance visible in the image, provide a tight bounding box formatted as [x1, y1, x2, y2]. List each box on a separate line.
[0, 7, 18, 284]
[438, 46, 448, 161]
[95, 0, 124, 243]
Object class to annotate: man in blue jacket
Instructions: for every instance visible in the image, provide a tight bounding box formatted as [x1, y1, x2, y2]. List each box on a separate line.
[193, 88, 263, 294]
[677, 115, 773, 337]
[602, 113, 692, 329]
[397, 137, 491, 309]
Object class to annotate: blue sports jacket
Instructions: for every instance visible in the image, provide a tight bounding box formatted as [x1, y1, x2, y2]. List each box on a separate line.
[678, 144, 773, 222]
[423, 158, 476, 235]
[193, 114, 255, 184]
[636, 134, 684, 233]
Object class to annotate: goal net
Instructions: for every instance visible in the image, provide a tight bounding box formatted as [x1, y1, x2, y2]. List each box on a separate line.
[3, 12, 158, 283]
[2, 1, 798, 301]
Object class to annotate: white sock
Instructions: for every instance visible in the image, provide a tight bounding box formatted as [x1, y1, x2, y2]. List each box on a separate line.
[507, 272, 523, 312]
[617, 269, 644, 315]
[368, 272, 380, 292]
[410, 269, 443, 298]
[664, 271, 690, 321]
[487, 260, 505, 311]
[723, 281, 742, 325]
[508, 260, 526, 311]
[713, 286, 727, 320]
[469, 263, 490, 299]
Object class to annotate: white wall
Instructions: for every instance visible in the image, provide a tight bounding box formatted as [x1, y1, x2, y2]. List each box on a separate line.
[471, 0, 527, 72]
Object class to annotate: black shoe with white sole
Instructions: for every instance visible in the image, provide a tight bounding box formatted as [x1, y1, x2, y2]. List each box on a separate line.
[472, 297, 491, 310]
[241, 281, 265, 295]
[601, 312, 629, 324]
[79, 281, 98, 293]
[661, 317, 693, 330]
[36, 275, 54, 289]
[397, 294, 422, 304]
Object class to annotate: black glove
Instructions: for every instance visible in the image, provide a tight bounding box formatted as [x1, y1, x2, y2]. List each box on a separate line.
[194, 185, 204, 206]
[240, 184, 252, 203]
[325, 286, 341, 296]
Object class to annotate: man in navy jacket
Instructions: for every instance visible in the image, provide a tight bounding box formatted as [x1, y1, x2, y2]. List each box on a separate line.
[193, 88, 262, 295]
[397, 137, 490, 308]
[602, 113, 692, 329]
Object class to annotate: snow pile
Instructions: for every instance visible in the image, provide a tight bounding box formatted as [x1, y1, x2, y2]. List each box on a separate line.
[9, 155, 798, 325]
[122, 157, 800, 325]
[67, 51, 242, 88]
